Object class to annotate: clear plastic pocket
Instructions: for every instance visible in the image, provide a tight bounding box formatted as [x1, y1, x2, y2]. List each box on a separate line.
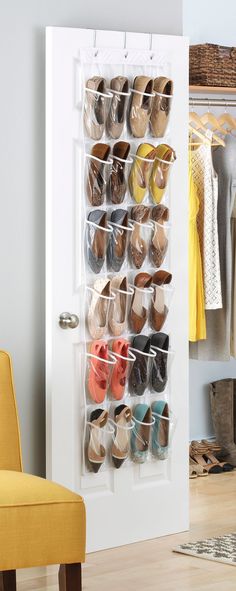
[110, 406, 134, 469]
[129, 346, 156, 396]
[86, 215, 112, 274]
[84, 408, 114, 474]
[129, 87, 155, 138]
[85, 347, 116, 404]
[106, 88, 130, 139]
[83, 86, 112, 140]
[129, 154, 154, 203]
[150, 346, 175, 394]
[107, 221, 133, 272]
[151, 407, 176, 460]
[108, 282, 134, 337]
[108, 155, 133, 204]
[86, 283, 115, 339]
[131, 410, 155, 464]
[150, 220, 170, 268]
[129, 284, 154, 334]
[85, 152, 112, 206]
[150, 91, 174, 138]
[129, 220, 153, 269]
[109, 346, 136, 400]
[150, 284, 174, 331]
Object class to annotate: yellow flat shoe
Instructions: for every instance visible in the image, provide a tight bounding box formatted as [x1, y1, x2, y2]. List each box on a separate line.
[129, 143, 156, 204]
[149, 144, 176, 204]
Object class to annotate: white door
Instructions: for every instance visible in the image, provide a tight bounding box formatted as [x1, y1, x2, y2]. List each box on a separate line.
[46, 26, 189, 553]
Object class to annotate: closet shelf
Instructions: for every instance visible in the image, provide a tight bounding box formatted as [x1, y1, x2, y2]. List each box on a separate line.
[189, 85, 236, 94]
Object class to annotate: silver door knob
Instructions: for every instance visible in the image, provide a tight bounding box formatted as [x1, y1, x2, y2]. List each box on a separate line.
[59, 312, 79, 329]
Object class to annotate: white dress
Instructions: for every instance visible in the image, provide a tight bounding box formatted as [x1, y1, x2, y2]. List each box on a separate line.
[190, 139, 222, 310]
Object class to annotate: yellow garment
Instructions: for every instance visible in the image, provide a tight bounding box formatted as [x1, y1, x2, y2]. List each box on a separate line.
[189, 164, 206, 341]
[0, 351, 86, 570]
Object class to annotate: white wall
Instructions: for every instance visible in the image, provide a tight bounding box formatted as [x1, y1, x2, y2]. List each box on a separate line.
[0, 0, 183, 476]
[183, 0, 236, 46]
[183, 0, 236, 440]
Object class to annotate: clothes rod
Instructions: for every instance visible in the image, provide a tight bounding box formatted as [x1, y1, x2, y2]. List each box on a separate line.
[189, 97, 236, 107]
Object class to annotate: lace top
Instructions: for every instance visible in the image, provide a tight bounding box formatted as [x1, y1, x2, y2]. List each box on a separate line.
[190, 138, 222, 310]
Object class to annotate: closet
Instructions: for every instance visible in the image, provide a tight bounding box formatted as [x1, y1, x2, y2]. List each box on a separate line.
[188, 85, 236, 448]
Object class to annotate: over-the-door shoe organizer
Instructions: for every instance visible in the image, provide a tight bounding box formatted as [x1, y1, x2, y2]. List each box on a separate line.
[77, 49, 177, 474]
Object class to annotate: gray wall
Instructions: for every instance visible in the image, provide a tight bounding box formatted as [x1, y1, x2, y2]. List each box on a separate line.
[183, 0, 236, 440]
[0, 1, 183, 476]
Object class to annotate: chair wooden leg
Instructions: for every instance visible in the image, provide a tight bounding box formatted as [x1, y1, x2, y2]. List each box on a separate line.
[0, 571, 16, 591]
[59, 564, 82, 591]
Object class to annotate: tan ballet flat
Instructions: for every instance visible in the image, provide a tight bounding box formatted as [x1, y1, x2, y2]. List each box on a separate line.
[130, 76, 154, 137]
[84, 77, 108, 140]
[106, 76, 130, 138]
[150, 77, 173, 138]
[130, 272, 153, 333]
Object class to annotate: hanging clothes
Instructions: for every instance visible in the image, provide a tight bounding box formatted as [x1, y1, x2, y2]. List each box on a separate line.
[190, 135, 222, 311]
[230, 178, 236, 356]
[190, 134, 236, 361]
[189, 158, 206, 342]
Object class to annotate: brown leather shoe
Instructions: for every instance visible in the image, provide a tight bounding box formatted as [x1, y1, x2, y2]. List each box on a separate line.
[86, 143, 111, 206]
[84, 77, 108, 140]
[130, 272, 153, 333]
[109, 141, 131, 204]
[129, 205, 151, 268]
[107, 77, 130, 138]
[150, 77, 173, 138]
[150, 205, 169, 267]
[130, 76, 154, 137]
[107, 209, 129, 272]
[150, 270, 172, 331]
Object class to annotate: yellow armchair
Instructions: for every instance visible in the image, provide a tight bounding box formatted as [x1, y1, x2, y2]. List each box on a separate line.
[0, 351, 86, 591]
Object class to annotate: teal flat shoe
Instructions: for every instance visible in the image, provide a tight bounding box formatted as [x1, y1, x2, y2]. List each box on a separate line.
[131, 404, 153, 463]
[151, 400, 170, 460]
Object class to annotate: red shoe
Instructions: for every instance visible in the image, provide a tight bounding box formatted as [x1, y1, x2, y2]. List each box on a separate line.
[88, 340, 109, 403]
[111, 339, 130, 400]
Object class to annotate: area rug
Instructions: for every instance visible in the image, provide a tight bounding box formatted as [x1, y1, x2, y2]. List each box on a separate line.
[173, 533, 236, 566]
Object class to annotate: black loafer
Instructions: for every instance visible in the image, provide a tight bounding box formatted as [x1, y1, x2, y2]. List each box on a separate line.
[151, 332, 169, 393]
[129, 335, 152, 396]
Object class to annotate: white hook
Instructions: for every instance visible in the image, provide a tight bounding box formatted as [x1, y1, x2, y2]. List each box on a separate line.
[124, 31, 128, 58]
[93, 30, 98, 57]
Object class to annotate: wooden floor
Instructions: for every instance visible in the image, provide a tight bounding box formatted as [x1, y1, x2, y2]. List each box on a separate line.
[17, 472, 236, 591]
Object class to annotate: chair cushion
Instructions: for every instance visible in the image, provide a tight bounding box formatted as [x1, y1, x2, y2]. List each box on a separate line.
[0, 471, 85, 570]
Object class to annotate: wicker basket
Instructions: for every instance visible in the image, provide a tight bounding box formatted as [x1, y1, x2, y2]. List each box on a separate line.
[190, 43, 236, 87]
